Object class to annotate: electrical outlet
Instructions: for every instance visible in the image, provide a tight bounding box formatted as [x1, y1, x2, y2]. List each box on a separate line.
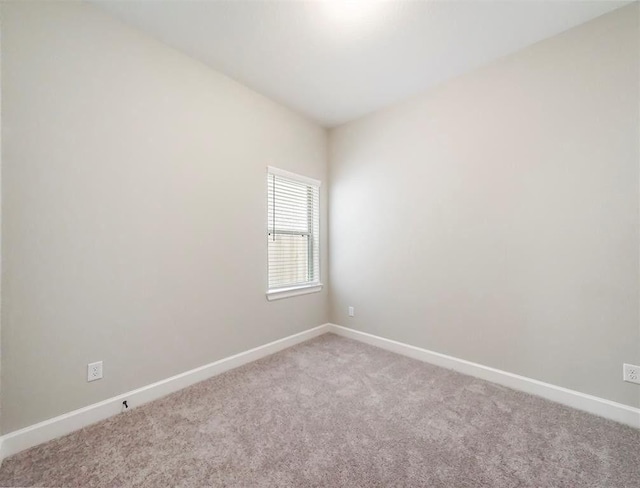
[623, 363, 640, 384]
[88, 361, 103, 382]
[348, 306, 355, 317]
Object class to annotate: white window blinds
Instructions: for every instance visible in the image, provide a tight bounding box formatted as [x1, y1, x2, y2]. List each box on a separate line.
[267, 167, 320, 291]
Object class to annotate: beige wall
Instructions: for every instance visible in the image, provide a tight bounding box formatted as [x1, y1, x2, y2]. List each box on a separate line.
[0, 6, 3, 431]
[329, 4, 640, 408]
[1, 1, 328, 433]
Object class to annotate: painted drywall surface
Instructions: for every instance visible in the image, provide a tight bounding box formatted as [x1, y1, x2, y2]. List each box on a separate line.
[0, 7, 3, 432]
[1, 1, 328, 433]
[329, 4, 640, 408]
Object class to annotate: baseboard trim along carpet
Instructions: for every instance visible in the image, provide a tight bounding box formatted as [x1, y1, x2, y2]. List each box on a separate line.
[1, 322, 637, 462]
[328, 324, 640, 429]
[0, 324, 332, 462]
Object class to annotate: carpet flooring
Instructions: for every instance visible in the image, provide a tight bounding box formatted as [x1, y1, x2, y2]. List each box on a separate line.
[0, 333, 638, 487]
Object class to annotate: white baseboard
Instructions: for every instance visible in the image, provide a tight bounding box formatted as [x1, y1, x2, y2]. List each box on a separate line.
[328, 324, 640, 429]
[0, 323, 331, 462]
[2, 322, 636, 464]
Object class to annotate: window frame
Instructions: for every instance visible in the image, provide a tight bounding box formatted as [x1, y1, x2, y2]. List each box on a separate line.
[266, 166, 322, 301]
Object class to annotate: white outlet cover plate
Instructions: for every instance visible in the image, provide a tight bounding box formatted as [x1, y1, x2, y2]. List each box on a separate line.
[623, 363, 640, 384]
[88, 361, 103, 382]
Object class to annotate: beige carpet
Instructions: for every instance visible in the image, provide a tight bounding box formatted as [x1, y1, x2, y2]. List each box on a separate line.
[0, 333, 638, 487]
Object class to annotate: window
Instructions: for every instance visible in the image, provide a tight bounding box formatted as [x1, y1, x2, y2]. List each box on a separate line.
[267, 166, 321, 300]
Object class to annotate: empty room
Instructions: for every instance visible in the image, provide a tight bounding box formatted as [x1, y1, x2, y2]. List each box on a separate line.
[0, 0, 639, 486]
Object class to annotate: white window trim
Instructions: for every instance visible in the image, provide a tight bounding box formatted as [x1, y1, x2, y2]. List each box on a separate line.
[266, 166, 322, 300]
[266, 282, 324, 301]
[267, 166, 321, 188]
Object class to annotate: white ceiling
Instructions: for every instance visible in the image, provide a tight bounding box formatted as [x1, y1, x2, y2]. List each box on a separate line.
[92, 0, 630, 127]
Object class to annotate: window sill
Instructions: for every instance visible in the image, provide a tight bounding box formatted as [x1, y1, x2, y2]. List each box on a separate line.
[266, 283, 323, 301]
